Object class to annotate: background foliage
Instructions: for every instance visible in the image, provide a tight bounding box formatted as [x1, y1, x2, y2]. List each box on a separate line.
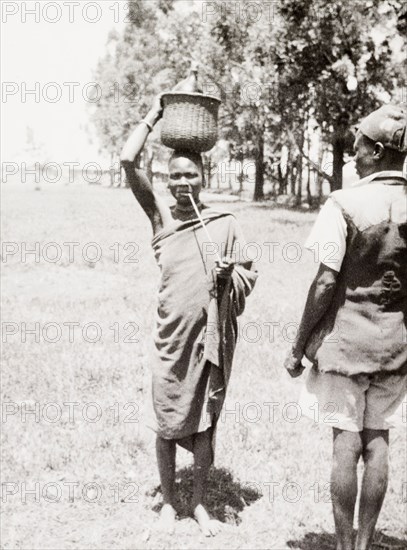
[91, 0, 406, 202]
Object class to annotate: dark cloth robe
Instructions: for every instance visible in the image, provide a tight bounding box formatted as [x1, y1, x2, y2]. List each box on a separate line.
[147, 208, 257, 451]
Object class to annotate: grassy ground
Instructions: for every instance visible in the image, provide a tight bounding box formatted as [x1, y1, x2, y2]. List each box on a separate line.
[1, 181, 406, 550]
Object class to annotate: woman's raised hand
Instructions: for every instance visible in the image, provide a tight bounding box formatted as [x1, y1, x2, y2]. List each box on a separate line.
[148, 93, 165, 124]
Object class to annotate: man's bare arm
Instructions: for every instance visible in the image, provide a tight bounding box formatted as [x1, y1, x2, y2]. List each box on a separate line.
[285, 263, 338, 377]
[120, 95, 171, 234]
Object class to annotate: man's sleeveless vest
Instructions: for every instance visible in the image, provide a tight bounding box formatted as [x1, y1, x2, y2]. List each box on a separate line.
[305, 172, 407, 377]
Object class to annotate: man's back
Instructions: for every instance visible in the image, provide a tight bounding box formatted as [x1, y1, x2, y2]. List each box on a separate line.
[306, 173, 407, 376]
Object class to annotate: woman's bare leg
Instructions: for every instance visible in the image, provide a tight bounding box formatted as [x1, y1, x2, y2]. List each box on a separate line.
[192, 428, 221, 536]
[156, 436, 177, 533]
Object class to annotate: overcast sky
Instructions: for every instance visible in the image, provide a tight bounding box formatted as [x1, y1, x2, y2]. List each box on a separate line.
[2, 1, 124, 166]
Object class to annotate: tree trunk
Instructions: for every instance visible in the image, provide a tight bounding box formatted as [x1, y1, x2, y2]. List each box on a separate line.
[277, 162, 284, 195]
[227, 157, 233, 190]
[278, 148, 287, 195]
[331, 127, 345, 191]
[206, 156, 212, 189]
[290, 155, 297, 196]
[296, 154, 303, 205]
[316, 135, 324, 206]
[238, 163, 244, 195]
[253, 133, 264, 201]
[285, 149, 291, 194]
[296, 127, 305, 205]
[237, 150, 244, 195]
[109, 152, 115, 187]
[306, 128, 312, 204]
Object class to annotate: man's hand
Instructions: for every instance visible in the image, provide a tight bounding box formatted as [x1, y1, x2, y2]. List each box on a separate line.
[284, 348, 306, 378]
[215, 257, 235, 279]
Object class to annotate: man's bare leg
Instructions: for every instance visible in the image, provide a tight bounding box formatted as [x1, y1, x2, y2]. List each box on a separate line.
[156, 436, 177, 533]
[331, 428, 363, 550]
[355, 429, 389, 550]
[192, 428, 221, 536]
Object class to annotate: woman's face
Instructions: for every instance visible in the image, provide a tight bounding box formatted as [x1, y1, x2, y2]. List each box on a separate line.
[168, 156, 203, 206]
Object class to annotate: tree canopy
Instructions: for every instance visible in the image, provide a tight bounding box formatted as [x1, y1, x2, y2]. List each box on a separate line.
[91, 0, 406, 201]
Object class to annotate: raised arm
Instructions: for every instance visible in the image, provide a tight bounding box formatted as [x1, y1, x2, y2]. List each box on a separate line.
[120, 94, 171, 234]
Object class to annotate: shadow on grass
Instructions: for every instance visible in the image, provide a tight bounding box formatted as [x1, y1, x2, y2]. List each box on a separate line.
[287, 531, 407, 550]
[151, 466, 261, 525]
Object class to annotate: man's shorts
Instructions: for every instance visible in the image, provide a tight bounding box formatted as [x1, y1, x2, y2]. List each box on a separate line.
[299, 367, 407, 432]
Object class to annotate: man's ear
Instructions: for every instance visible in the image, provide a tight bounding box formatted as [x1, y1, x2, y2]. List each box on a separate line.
[373, 142, 385, 160]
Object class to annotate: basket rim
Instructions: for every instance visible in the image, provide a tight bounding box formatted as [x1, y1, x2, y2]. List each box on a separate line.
[162, 91, 221, 104]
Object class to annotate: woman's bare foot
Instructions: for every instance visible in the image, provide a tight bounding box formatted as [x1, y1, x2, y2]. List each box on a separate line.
[193, 504, 221, 537]
[157, 503, 176, 534]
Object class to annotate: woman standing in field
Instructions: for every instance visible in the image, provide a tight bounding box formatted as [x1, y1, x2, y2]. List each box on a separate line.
[120, 94, 257, 536]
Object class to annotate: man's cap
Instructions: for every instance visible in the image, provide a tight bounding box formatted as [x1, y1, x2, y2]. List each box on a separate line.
[358, 104, 407, 153]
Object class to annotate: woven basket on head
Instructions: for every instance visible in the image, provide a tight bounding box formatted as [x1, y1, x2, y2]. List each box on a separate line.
[161, 92, 221, 153]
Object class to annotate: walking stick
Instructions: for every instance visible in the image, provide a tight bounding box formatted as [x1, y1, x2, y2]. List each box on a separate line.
[187, 192, 222, 264]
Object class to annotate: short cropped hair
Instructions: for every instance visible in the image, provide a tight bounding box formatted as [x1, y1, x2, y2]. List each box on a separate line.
[168, 150, 204, 176]
[361, 133, 407, 165]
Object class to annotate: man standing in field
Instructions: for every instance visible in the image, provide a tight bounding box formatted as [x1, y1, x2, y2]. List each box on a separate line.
[285, 104, 407, 550]
[121, 95, 257, 536]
